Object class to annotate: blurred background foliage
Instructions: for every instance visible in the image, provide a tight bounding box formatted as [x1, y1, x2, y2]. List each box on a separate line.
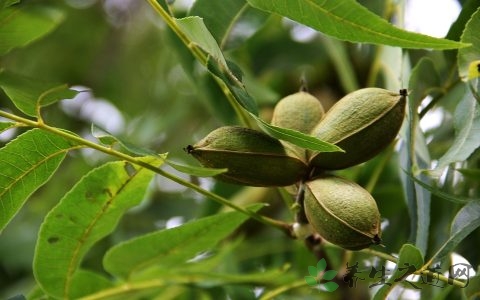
[1, 0, 479, 299]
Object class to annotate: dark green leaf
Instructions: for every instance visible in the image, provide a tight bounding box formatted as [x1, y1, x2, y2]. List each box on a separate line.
[374, 244, 423, 300]
[322, 281, 339, 292]
[0, 5, 65, 55]
[307, 266, 317, 277]
[0, 70, 78, 117]
[33, 158, 161, 299]
[255, 117, 343, 152]
[189, 0, 268, 50]
[0, 129, 79, 232]
[166, 160, 228, 177]
[458, 7, 480, 80]
[322, 270, 337, 281]
[103, 204, 263, 279]
[430, 200, 480, 263]
[247, 0, 467, 49]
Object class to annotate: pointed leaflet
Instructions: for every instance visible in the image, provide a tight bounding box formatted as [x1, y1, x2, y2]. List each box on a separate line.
[66, 270, 113, 299]
[373, 244, 423, 300]
[408, 172, 476, 204]
[166, 160, 227, 177]
[0, 4, 65, 55]
[435, 89, 480, 171]
[255, 115, 343, 152]
[176, 16, 227, 68]
[91, 124, 159, 157]
[103, 204, 263, 279]
[458, 7, 480, 81]
[247, 0, 466, 49]
[175, 16, 259, 115]
[33, 158, 161, 299]
[0, 70, 78, 117]
[90, 125, 228, 177]
[429, 200, 480, 263]
[189, 0, 268, 50]
[0, 129, 80, 232]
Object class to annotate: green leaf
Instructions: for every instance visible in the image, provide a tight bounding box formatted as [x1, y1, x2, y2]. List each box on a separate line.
[322, 281, 339, 292]
[246, 0, 467, 49]
[33, 158, 161, 299]
[189, 0, 268, 50]
[316, 258, 327, 272]
[176, 16, 227, 67]
[304, 276, 317, 286]
[458, 7, 480, 81]
[374, 244, 423, 300]
[255, 117, 343, 152]
[0, 70, 78, 117]
[87, 267, 291, 298]
[408, 172, 476, 204]
[307, 266, 317, 277]
[166, 160, 228, 177]
[0, 4, 65, 55]
[446, 0, 480, 42]
[67, 270, 113, 299]
[103, 204, 263, 279]
[430, 200, 480, 263]
[322, 270, 337, 281]
[91, 124, 160, 157]
[408, 57, 441, 108]
[0, 129, 79, 232]
[0, 121, 16, 133]
[435, 88, 480, 171]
